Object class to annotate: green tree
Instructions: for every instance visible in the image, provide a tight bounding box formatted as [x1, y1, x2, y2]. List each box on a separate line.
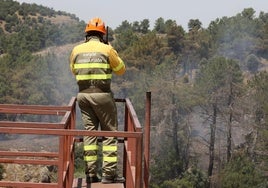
[175, 167, 208, 188]
[223, 59, 243, 162]
[182, 24, 210, 76]
[149, 54, 195, 186]
[257, 12, 268, 58]
[0, 164, 4, 180]
[210, 8, 261, 62]
[194, 57, 243, 183]
[140, 19, 150, 34]
[114, 20, 132, 33]
[154, 17, 165, 33]
[165, 20, 185, 53]
[241, 8, 255, 20]
[113, 29, 138, 52]
[188, 19, 202, 31]
[221, 151, 266, 188]
[247, 71, 268, 174]
[119, 31, 167, 73]
[132, 21, 140, 32]
[246, 54, 260, 73]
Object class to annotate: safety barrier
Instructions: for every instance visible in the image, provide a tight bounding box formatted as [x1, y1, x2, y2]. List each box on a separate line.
[0, 93, 151, 188]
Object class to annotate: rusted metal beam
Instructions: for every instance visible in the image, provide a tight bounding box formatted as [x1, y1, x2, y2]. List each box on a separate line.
[0, 121, 64, 128]
[0, 127, 142, 138]
[0, 158, 58, 165]
[0, 96, 77, 115]
[0, 108, 67, 115]
[0, 181, 58, 188]
[125, 99, 142, 131]
[0, 151, 58, 157]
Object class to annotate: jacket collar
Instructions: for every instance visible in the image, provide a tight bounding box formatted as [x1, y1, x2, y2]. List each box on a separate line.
[86, 36, 101, 42]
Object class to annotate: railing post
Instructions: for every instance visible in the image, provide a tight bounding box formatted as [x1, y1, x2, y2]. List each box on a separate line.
[58, 136, 64, 188]
[123, 100, 128, 186]
[67, 97, 76, 188]
[144, 91, 151, 188]
[136, 133, 143, 188]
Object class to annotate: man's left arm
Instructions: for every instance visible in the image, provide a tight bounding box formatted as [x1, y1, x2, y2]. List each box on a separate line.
[109, 48, 126, 75]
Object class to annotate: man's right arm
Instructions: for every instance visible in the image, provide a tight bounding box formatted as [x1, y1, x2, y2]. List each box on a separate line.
[69, 50, 76, 75]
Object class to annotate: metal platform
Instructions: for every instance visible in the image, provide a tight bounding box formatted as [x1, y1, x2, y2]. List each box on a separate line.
[0, 93, 151, 188]
[72, 178, 124, 188]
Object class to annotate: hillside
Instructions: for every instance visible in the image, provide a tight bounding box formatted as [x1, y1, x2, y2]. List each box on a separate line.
[0, 0, 85, 55]
[0, 13, 77, 34]
[0, 0, 80, 30]
[0, 1, 268, 187]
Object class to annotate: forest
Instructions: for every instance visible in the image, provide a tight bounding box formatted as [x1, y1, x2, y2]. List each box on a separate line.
[0, 0, 268, 187]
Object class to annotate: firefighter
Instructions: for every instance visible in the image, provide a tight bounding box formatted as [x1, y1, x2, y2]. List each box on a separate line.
[69, 17, 126, 184]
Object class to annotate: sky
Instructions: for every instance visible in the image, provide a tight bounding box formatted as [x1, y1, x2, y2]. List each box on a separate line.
[15, 0, 268, 31]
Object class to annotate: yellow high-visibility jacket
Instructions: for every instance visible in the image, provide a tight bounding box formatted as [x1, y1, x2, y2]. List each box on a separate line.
[70, 37, 125, 92]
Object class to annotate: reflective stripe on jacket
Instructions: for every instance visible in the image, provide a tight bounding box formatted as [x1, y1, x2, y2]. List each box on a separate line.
[74, 52, 112, 81]
[70, 37, 125, 92]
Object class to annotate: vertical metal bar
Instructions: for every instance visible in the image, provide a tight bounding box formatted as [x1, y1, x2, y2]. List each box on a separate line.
[123, 100, 128, 186]
[136, 133, 143, 188]
[58, 136, 64, 188]
[69, 140, 75, 188]
[66, 135, 70, 188]
[65, 97, 75, 188]
[69, 101, 76, 188]
[144, 92, 151, 188]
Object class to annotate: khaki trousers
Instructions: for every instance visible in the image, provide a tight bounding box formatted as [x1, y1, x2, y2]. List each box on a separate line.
[77, 92, 118, 177]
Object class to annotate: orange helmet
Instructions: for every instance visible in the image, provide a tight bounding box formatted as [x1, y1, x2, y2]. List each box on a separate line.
[85, 17, 106, 35]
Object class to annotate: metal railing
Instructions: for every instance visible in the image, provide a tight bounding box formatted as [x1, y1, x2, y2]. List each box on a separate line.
[0, 92, 151, 188]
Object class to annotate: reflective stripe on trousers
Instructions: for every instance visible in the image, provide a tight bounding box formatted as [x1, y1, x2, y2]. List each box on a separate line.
[83, 138, 118, 177]
[102, 137, 118, 177]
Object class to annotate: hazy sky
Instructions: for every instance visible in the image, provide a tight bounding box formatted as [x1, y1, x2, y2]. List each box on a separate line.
[15, 0, 268, 30]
